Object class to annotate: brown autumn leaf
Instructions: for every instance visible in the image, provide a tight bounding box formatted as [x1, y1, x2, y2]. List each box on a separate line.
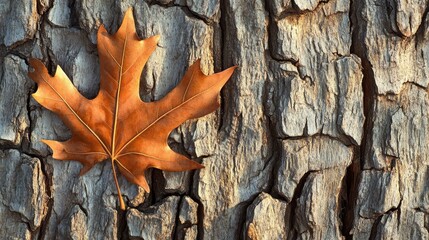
[28, 9, 236, 210]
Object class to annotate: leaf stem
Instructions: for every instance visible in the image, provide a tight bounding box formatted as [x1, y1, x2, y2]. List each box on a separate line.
[112, 158, 126, 210]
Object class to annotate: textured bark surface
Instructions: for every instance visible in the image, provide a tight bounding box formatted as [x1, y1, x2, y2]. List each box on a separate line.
[0, 0, 428, 239]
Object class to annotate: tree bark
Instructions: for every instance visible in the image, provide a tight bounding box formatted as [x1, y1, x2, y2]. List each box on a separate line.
[0, 0, 427, 239]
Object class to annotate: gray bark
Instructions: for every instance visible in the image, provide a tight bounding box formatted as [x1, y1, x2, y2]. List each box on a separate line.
[0, 0, 427, 239]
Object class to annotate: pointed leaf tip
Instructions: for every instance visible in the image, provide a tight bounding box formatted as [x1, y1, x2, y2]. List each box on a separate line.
[97, 24, 107, 36]
[79, 164, 92, 176]
[28, 58, 43, 70]
[225, 65, 238, 74]
[40, 139, 51, 146]
[125, 7, 133, 15]
[143, 185, 150, 193]
[124, 8, 134, 22]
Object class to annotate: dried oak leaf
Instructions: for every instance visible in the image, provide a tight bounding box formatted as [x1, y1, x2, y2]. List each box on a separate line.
[28, 9, 236, 210]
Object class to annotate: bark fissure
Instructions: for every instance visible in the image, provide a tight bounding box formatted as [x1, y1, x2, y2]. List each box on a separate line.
[145, 0, 213, 25]
[37, 158, 53, 240]
[217, 0, 228, 134]
[337, 1, 368, 238]
[340, 147, 361, 239]
[172, 195, 183, 240]
[287, 171, 315, 239]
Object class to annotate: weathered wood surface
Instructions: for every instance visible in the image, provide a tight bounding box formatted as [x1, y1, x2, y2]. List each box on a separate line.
[0, 0, 427, 239]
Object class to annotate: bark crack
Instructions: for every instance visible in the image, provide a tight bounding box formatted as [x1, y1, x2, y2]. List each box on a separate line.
[145, 0, 213, 25]
[286, 171, 316, 239]
[346, 0, 378, 237]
